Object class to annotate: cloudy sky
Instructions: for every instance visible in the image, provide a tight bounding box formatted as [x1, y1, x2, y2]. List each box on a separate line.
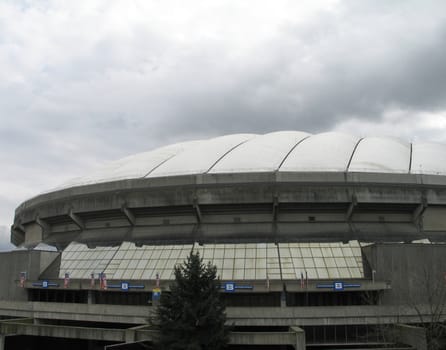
[1, 0, 446, 250]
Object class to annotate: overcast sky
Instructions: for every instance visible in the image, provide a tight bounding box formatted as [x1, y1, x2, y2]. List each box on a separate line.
[1, 0, 446, 250]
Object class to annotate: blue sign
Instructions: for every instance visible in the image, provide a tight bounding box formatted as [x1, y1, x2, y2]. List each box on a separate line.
[316, 281, 361, 291]
[334, 281, 344, 291]
[221, 282, 253, 292]
[107, 282, 145, 290]
[224, 282, 235, 292]
[32, 280, 59, 288]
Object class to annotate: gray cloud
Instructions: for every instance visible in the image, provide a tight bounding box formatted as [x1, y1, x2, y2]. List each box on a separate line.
[0, 226, 13, 252]
[1, 1, 446, 248]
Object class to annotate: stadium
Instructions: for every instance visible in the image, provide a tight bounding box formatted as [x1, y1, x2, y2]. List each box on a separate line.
[1, 131, 446, 349]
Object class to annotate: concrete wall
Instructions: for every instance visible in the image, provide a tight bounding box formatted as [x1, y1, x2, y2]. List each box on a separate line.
[393, 324, 427, 350]
[0, 251, 59, 301]
[362, 244, 446, 307]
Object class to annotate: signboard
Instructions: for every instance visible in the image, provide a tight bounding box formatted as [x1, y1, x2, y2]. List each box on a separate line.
[334, 281, 344, 291]
[121, 282, 129, 291]
[224, 282, 235, 292]
[107, 282, 145, 290]
[32, 280, 59, 288]
[221, 282, 253, 292]
[316, 281, 361, 291]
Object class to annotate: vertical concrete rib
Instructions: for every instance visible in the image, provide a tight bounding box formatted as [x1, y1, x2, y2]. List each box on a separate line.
[205, 137, 255, 173]
[346, 137, 364, 172]
[277, 135, 311, 171]
[276, 242, 284, 281]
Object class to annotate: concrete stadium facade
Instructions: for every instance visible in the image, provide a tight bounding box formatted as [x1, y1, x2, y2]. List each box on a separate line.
[2, 131, 446, 349]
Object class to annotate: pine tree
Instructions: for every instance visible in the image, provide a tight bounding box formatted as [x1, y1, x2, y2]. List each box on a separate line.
[152, 251, 229, 350]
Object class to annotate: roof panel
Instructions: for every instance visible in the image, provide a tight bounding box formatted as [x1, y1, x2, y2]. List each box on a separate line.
[47, 132, 446, 193]
[280, 132, 359, 172]
[147, 134, 256, 177]
[209, 131, 310, 173]
[411, 142, 446, 175]
[349, 136, 410, 173]
[55, 140, 200, 190]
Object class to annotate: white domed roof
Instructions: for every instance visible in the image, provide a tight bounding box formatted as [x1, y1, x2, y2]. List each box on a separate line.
[58, 131, 446, 189]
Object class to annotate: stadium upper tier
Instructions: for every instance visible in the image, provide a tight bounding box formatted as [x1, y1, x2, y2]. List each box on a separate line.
[11, 131, 446, 248]
[58, 131, 446, 189]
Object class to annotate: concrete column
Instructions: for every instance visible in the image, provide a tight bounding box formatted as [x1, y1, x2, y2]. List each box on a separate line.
[87, 290, 95, 304]
[0, 335, 5, 350]
[280, 291, 286, 307]
[290, 327, 306, 350]
[125, 329, 135, 343]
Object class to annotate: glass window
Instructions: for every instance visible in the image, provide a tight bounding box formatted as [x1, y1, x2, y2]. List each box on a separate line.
[324, 257, 337, 268]
[223, 259, 233, 269]
[245, 258, 255, 269]
[245, 269, 256, 279]
[256, 268, 267, 279]
[303, 258, 315, 268]
[338, 257, 348, 267]
[256, 247, 267, 258]
[282, 272, 296, 280]
[300, 247, 311, 257]
[327, 268, 340, 279]
[233, 269, 244, 280]
[235, 248, 245, 258]
[214, 249, 224, 259]
[222, 269, 233, 280]
[278, 247, 289, 259]
[315, 268, 328, 279]
[311, 248, 323, 257]
[338, 267, 351, 278]
[136, 260, 147, 269]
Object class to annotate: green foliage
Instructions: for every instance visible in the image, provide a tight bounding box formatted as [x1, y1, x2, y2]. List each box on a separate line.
[152, 251, 229, 350]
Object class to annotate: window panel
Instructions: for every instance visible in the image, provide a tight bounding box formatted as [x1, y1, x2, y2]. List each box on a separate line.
[245, 269, 256, 279]
[214, 249, 224, 259]
[327, 268, 340, 279]
[300, 248, 311, 257]
[338, 267, 351, 278]
[335, 257, 347, 267]
[223, 259, 233, 269]
[315, 268, 328, 279]
[222, 269, 233, 280]
[303, 258, 315, 268]
[233, 269, 244, 280]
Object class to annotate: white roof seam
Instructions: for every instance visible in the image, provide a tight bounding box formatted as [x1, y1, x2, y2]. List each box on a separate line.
[143, 153, 178, 178]
[346, 137, 364, 172]
[205, 137, 257, 174]
[277, 135, 312, 171]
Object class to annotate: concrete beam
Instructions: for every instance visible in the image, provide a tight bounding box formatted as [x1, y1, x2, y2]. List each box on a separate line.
[121, 205, 136, 226]
[35, 215, 50, 235]
[68, 210, 84, 230]
[0, 321, 126, 342]
[413, 198, 427, 224]
[272, 196, 279, 222]
[193, 199, 202, 223]
[345, 195, 357, 221]
[1, 301, 445, 328]
[230, 331, 295, 346]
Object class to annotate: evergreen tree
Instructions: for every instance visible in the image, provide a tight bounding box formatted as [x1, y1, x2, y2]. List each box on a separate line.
[152, 251, 229, 350]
